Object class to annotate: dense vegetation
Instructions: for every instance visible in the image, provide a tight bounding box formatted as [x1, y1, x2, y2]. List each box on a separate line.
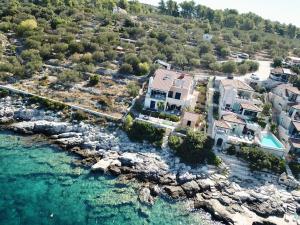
[227, 145, 286, 174]
[125, 117, 165, 146]
[168, 130, 221, 166]
[1, 0, 300, 84]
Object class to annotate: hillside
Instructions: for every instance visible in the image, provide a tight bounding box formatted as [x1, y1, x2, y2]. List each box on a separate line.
[0, 0, 300, 114]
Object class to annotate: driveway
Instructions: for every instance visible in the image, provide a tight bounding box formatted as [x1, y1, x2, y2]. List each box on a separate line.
[236, 60, 272, 82]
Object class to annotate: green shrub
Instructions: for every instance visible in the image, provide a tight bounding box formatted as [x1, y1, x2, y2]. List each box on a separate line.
[127, 120, 165, 146]
[237, 146, 286, 174]
[89, 75, 100, 86]
[0, 89, 9, 98]
[227, 145, 236, 155]
[169, 130, 216, 165]
[28, 96, 67, 111]
[127, 82, 140, 97]
[289, 162, 300, 179]
[123, 114, 133, 132]
[168, 135, 182, 151]
[72, 111, 88, 121]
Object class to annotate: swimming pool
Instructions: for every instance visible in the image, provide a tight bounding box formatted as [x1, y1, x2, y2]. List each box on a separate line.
[260, 134, 284, 150]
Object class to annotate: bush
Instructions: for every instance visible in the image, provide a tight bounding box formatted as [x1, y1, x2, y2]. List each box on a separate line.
[123, 114, 133, 132]
[72, 111, 88, 121]
[89, 75, 100, 86]
[127, 120, 165, 146]
[289, 162, 300, 179]
[227, 145, 236, 155]
[0, 89, 9, 98]
[127, 82, 140, 97]
[237, 146, 286, 174]
[119, 63, 133, 74]
[28, 96, 67, 111]
[169, 130, 216, 165]
[168, 135, 183, 151]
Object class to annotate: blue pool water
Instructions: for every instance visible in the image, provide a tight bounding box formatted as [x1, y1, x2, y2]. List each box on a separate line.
[260, 134, 284, 150]
[0, 131, 219, 225]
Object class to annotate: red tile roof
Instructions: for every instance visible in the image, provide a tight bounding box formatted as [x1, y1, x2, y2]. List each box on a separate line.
[240, 103, 262, 112]
[183, 112, 200, 122]
[223, 114, 245, 124]
[150, 69, 193, 92]
[215, 120, 231, 129]
[220, 79, 253, 92]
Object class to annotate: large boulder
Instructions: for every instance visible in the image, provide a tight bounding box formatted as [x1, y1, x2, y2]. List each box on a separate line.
[181, 180, 200, 197]
[119, 152, 143, 166]
[91, 159, 113, 172]
[164, 186, 185, 199]
[138, 187, 154, 205]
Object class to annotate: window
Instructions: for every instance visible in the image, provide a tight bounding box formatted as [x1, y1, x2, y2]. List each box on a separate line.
[175, 92, 181, 100]
[168, 91, 173, 98]
[187, 120, 191, 127]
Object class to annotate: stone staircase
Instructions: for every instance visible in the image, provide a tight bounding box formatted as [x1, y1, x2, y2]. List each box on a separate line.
[161, 128, 172, 149]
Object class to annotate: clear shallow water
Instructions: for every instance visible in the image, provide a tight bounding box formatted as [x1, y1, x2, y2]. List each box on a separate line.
[0, 132, 215, 225]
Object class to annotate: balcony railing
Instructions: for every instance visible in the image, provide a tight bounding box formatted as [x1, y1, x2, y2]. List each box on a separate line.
[149, 94, 166, 100]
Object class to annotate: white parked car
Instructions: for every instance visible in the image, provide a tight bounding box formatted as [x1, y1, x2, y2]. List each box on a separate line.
[250, 74, 260, 81]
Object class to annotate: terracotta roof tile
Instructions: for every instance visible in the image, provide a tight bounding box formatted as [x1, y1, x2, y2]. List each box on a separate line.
[240, 103, 262, 112]
[183, 112, 200, 122]
[223, 114, 245, 124]
[150, 69, 193, 92]
[215, 120, 231, 129]
[220, 79, 253, 92]
[292, 121, 300, 132]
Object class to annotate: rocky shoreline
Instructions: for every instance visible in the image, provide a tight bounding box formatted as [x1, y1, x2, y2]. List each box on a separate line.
[1, 96, 300, 225]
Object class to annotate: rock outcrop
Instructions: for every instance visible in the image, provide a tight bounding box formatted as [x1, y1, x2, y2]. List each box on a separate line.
[0, 96, 299, 225]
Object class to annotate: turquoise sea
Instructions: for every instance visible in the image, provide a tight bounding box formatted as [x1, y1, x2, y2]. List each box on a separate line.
[0, 132, 217, 225]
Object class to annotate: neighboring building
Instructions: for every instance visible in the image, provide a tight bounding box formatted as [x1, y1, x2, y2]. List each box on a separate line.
[278, 104, 300, 154]
[286, 56, 300, 66]
[213, 114, 257, 148]
[112, 6, 127, 15]
[144, 69, 198, 114]
[181, 111, 201, 130]
[213, 114, 286, 157]
[218, 79, 262, 117]
[269, 67, 296, 83]
[155, 59, 171, 70]
[203, 33, 213, 42]
[213, 78, 286, 156]
[269, 84, 300, 112]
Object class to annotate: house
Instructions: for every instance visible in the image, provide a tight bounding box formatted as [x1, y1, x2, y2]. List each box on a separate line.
[278, 104, 300, 153]
[269, 84, 300, 112]
[218, 79, 262, 118]
[269, 67, 296, 83]
[181, 111, 201, 130]
[144, 69, 198, 114]
[112, 6, 127, 15]
[203, 33, 213, 42]
[213, 114, 286, 156]
[213, 78, 286, 156]
[213, 114, 257, 148]
[155, 59, 171, 70]
[286, 56, 300, 66]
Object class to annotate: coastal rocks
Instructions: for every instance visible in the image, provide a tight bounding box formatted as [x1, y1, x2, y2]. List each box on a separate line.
[164, 186, 185, 199]
[138, 187, 154, 205]
[1, 97, 299, 225]
[10, 120, 70, 135]
[119, 152, 144, 166]
[181, 180, 200, 197]
[92, 159, 113, 172]
[194, 194, 234, 225]
[246, 201, 285, 218]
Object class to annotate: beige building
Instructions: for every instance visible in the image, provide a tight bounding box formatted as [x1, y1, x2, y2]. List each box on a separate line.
[144, 69, 198, 114]
[181, 112, 201, 130]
